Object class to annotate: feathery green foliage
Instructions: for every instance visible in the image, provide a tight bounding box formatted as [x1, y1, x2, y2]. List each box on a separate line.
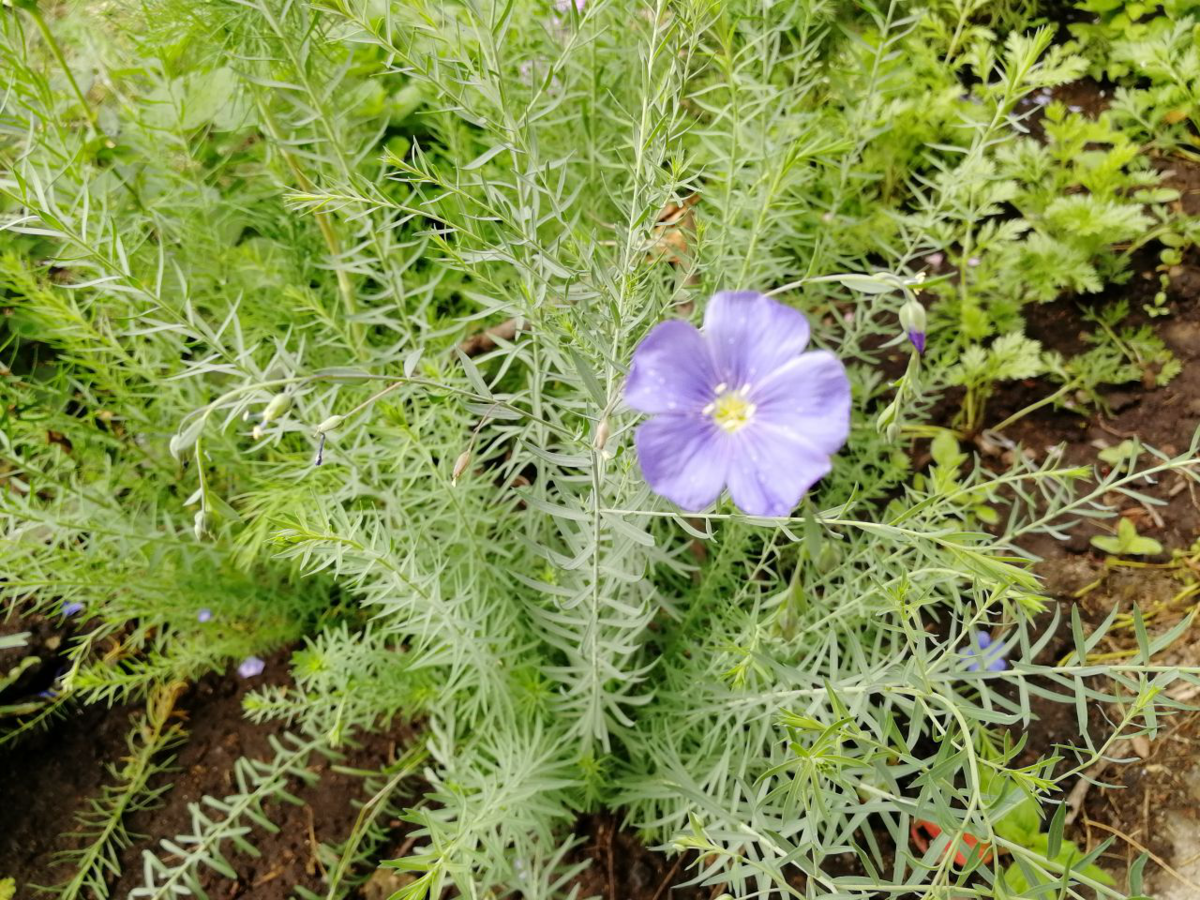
[3, 0, 1200, 897]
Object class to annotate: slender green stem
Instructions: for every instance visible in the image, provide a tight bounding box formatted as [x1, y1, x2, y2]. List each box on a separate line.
[26, 5, 98, 130]
[991, 380, 1078, 433]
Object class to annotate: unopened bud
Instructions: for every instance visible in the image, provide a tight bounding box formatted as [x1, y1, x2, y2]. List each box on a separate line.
[193, 509, 210, 540]
[452, 450, 472, 484]
[261, 392, 293, 424]
[593, 418, 610, 452]
[251, 424, 264, 440]
[899, 297, 927, 355]
[315, 414, 344, 434]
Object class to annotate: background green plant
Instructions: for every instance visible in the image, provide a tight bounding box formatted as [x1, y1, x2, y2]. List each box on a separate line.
[3, 0, 1199, 898]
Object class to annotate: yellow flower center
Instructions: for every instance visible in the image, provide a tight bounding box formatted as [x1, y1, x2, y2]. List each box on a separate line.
[704, 383, 755, 433]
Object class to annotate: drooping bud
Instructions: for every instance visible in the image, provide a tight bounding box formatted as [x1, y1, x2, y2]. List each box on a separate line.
[452, 450, 472, 485]
[193, 509, 210, 540]
[261, 392, 294, 425]
[315, 414, 344, 434]
[899, 297, 927, 355]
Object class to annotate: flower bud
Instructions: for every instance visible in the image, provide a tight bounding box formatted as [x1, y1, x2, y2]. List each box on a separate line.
[261, 392, 293, 425]
[315, 414, 344, 434]
[899, 297, 927, 355]
[193, 509, 210, 540]
[452, 450, 472, 484]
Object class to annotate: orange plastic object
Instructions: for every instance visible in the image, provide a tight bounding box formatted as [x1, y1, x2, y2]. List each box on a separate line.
[911, 818, 994, 866]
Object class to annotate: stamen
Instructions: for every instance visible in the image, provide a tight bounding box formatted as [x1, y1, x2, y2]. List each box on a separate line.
[708, 384, 756, 433]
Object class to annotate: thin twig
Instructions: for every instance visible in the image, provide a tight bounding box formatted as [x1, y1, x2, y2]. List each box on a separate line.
[649, 853, 685, 900]
[306, 804, 328, 878]
[1083, 818, 1200, 895]
[605, 820, 616, 900]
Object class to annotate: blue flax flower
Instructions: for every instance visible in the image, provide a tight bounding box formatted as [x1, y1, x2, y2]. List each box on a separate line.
[626, 291, 851, 517]
[963, 630, 1008, 672]
[238, 656, 265, 678]
[197, 608, 213, 623]
[61, 601, 84, 617]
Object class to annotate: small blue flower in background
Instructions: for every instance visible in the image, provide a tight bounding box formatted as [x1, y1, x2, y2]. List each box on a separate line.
[963, 630, 1009, 672]
[197, 608, 213, 623]
[61, 601, 84, 617]
[625, 291, 851, 517]
[237, 656, 265, 678]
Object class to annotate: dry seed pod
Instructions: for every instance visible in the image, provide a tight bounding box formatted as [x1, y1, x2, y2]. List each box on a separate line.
[593, 418, 610, 452]
[452, 450, 472, 484]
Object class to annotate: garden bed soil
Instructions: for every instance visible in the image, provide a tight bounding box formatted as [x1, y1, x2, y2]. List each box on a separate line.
[0, 646, 416, 900]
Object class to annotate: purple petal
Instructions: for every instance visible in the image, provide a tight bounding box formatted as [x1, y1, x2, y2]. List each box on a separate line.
[751, 351, 851, 456]
[703, 292, 811, 388]
[197, 608, 213, 623]
[634, 415, 729, 512]
[908, 330, 926, 354]
[964, 631, 1009, 673]
[61, 601, 84, 617]
[725, 424, 832, 517]
[626, 320, 719, 415]
[237, 656, 265, 679]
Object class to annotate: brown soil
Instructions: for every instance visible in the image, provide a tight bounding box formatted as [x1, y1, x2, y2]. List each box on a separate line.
[0, 647, 416, 900]
[968, 149, 1200, 892]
